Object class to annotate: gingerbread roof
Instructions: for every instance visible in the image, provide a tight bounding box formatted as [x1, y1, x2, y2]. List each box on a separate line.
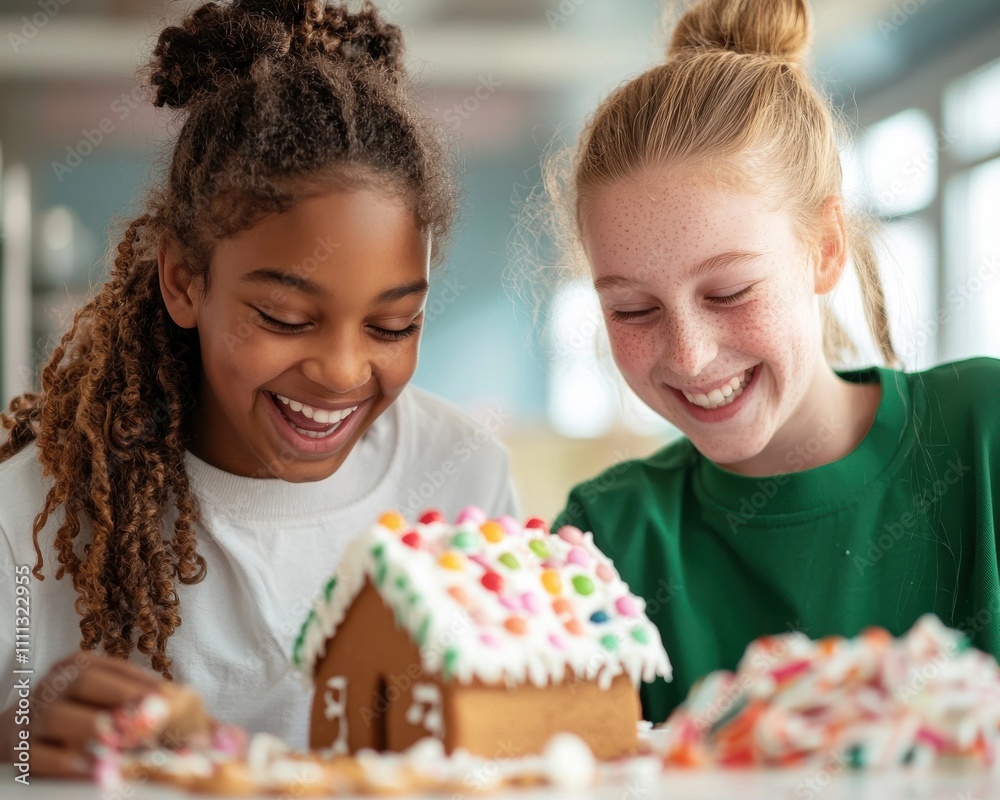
[292, 507, 672, 689]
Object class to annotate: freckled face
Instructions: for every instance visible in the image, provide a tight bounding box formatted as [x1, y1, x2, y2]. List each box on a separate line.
[188, 188, 428, 481]
[581, 168, 826, 466]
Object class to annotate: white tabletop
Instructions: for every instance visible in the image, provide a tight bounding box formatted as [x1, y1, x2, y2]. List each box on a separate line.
[2, 764, 998, 800]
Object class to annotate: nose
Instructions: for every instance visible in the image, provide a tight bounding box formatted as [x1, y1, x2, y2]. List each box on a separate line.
[661, 312, 718, 379]
[300, 332, 373, 394]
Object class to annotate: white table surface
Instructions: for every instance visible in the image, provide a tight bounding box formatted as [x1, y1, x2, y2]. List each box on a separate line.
[2, 764, 998, 800]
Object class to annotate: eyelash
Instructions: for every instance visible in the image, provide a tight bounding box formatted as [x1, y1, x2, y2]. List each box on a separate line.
[708, 285, 755, 306]
[255, 310, 420, 341]
[609, 286, 755, 323]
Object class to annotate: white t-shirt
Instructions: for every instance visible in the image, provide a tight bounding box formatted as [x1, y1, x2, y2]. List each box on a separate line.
[0, 387, 518, 747]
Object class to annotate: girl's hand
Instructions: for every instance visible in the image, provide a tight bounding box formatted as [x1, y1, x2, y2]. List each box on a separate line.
[3, 652, 207, 779]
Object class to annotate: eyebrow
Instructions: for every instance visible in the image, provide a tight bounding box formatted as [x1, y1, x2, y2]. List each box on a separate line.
[593, 250, 762, 291]
[242, 268, 326, 297]
[373, 279, 430, 304]
[242, 269, 429, 304]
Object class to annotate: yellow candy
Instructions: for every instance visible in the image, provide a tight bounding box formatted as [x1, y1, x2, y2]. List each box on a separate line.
[541, 569, 562, 595]
[439, 552, 465, 571]
[379, 511, 407, 532]
[480, 520, 505, 543]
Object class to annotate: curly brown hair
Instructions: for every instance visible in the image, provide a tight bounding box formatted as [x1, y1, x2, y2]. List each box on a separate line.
[0, 0, 455, 678]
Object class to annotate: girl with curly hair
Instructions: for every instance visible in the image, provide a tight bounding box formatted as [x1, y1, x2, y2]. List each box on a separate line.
[0, 0, 516, 774]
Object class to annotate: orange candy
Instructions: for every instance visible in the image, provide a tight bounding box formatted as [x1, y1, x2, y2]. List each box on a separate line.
[564, 618, 584, 636]
[447, 586, 470, 605]
[378, 511, 407, 532]
[552, 597, 573, 616]
[438, 552, 464, 571]
[480, 521, 505, 543]
[504, 617, 527, 636]
[541, 569, 562, 595]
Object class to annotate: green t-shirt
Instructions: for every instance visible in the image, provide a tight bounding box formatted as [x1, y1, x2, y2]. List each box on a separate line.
[554, 357, 1000, 724]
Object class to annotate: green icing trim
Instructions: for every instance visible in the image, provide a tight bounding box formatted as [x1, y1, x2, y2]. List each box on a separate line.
[292, 608, 318, 668]
[417, 616, 431, 647]
[372, 543, 385, 560]
[375, 561, 388, 587]
[395, 574, 408, 590]
[323, 576, 338, 601]
[444, 647, 459, 679]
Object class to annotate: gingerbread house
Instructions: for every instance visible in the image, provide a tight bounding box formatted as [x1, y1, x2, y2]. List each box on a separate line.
[292, 507, 672, 761]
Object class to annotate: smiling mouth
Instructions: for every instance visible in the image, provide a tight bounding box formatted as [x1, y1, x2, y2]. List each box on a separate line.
[267, 391, 360, 438]
[679, 366, 756, 410]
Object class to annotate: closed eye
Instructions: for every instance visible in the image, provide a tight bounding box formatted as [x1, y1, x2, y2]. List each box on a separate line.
[609, 308, 657, 323]
[254, 309, 309, 333]
[369, 323, 421, 341]
[708, 285, 755, 306]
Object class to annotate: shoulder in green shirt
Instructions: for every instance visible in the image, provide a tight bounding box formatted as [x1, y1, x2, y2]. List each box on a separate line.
[554, 357, 1000, 723]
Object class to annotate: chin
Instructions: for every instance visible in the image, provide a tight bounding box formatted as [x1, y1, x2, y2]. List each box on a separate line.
[688, 435, 769, 469]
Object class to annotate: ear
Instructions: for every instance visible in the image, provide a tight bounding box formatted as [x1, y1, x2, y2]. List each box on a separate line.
[158, 234, 202, 329]
[813, 196, 848, 296]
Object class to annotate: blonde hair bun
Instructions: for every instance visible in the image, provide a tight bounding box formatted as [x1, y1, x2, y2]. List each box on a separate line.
[668, 0, 811, 64]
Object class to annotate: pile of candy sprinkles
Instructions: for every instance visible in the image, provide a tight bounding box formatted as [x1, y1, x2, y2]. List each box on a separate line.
[664, 614, 1000, 770]
[293, 506, 671, 690]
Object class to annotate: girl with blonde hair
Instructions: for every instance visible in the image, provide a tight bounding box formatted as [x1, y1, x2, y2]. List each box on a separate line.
[552, 0, 1000, 722]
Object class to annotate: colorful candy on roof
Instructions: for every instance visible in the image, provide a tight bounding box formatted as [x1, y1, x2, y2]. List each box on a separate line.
[293, 506, 672, 689]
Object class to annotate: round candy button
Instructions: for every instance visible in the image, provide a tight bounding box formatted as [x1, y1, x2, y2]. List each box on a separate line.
[481, 571, 504, 593]
[418, 509, 445, 525]
[557, 525, 584, 545]
[401, 531, 421, 549]
[481, 521, 505, 543]
[456, 506, 487, 525]
[379, 511, 406, 532]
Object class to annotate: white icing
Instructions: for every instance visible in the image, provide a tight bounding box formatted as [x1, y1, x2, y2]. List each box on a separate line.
[405, 683, 444, 739]
[542, 733, 596, 789]
[294, 514, 672, 691]
[246, 732, 291, 774]
[322, 675, 349, 756]
[263, 758, 326, 789]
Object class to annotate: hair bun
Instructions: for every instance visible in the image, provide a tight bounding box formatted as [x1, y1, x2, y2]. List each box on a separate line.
[668, 0, 810, 64]
[149, 3, 292, 109]
[148, 1, 403, 110]
[308, 3, 404, 73]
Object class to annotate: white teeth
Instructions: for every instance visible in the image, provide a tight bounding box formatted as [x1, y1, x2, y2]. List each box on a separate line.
[272, 393, 359, 427]
[681, 367, 755, 410]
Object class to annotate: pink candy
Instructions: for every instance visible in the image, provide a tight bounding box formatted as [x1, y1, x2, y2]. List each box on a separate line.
[499, 595, 520, 611]
[521, 592, 542, 614]
[456, 505, 487, 525]
[548, 633, 566, 650]
[468, 553, 491, 570]
[566, 547, 590, 567]
[480, 633, 501, 648]
[557, 525, 584, 545]
[596, 562, 615, 584]
[497, 514, 521, 538]
[615, 595, 639, 617]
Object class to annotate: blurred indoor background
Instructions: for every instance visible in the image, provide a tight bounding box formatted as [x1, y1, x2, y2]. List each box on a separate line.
[1, 0, 999, 518]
